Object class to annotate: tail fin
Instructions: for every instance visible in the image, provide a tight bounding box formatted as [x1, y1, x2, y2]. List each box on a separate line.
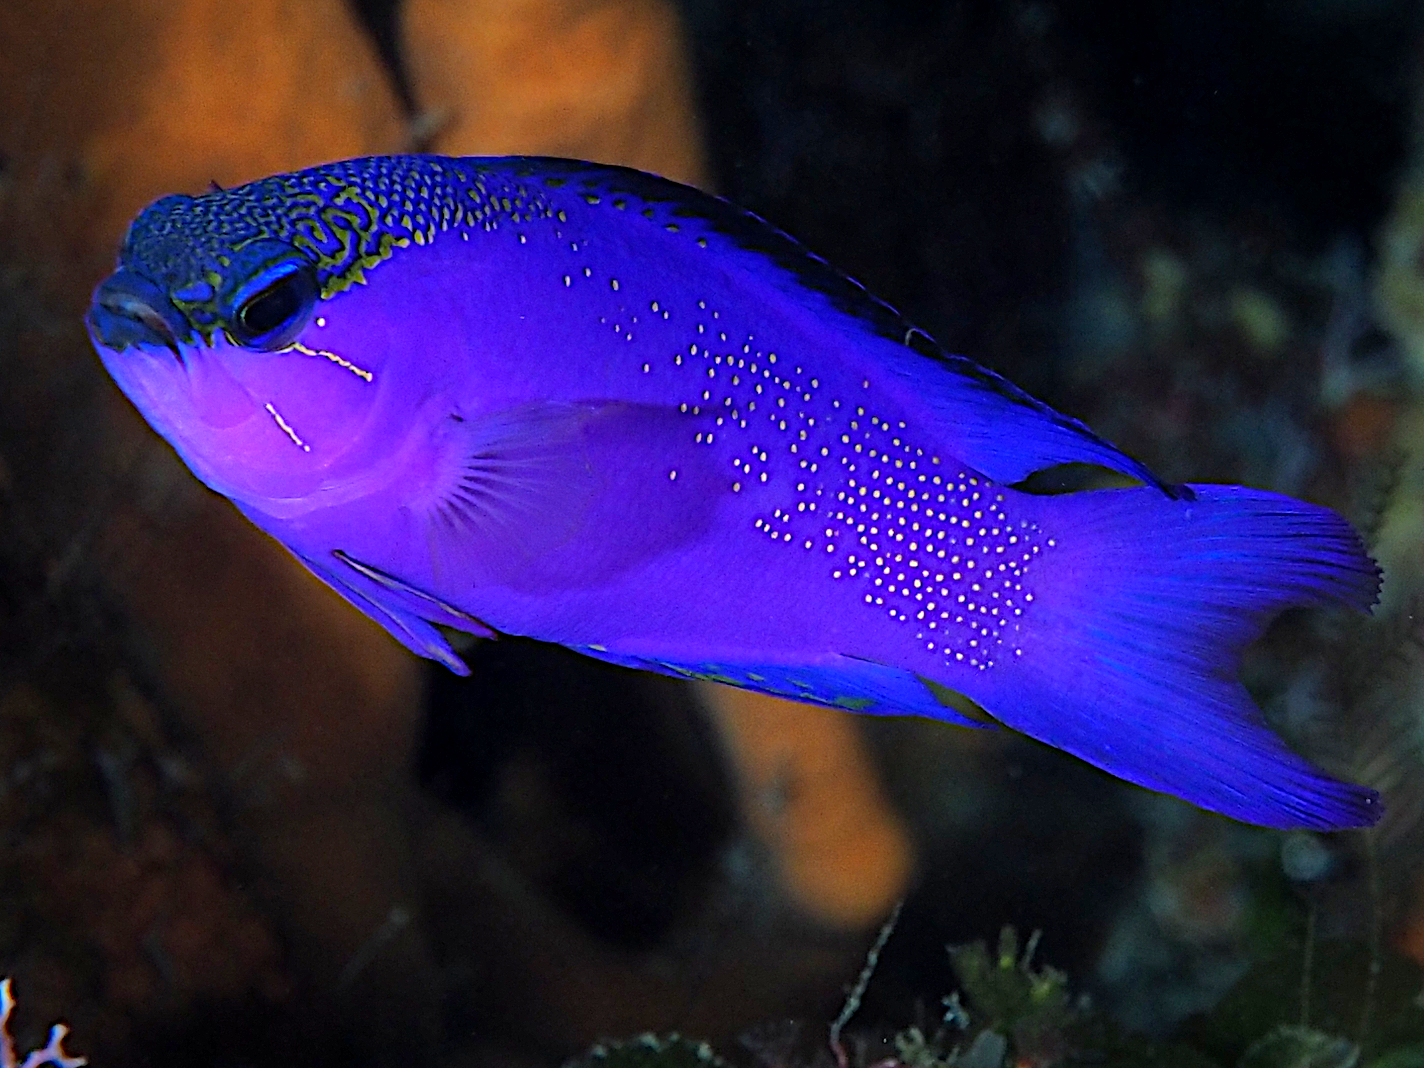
[974, 484, 1381, 830]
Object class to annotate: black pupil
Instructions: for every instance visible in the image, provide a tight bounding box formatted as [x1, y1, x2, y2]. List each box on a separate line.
[240, 275, 302, 338]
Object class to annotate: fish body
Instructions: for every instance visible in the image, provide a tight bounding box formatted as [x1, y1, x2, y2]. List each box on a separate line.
[88, 155, 1381, 829]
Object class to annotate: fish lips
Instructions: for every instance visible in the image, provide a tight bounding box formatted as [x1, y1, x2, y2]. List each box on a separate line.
[88, 268, 192, 358]
[89, 269, 258, 432]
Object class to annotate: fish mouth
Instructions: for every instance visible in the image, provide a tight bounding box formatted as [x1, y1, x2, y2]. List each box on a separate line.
[88, 268, 191, 360]
[89, 268, 259, 431]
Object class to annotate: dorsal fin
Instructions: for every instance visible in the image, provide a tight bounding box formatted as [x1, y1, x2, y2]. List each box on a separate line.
[510, 157, 1179, 496]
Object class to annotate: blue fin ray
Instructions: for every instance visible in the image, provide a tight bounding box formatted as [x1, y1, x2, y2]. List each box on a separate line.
[964, 484, 1380, 829]
[297, 552, 477, 675]
[333, 549, 497, 635]
[880, 343, 1176, 494]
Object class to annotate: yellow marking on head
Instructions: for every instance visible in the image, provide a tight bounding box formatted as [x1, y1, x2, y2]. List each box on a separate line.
[290, 341, 374, 382]
[320, 234, 410, 297]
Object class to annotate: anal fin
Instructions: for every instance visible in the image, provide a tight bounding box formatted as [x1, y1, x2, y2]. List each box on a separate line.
[582, 644, 992, 729]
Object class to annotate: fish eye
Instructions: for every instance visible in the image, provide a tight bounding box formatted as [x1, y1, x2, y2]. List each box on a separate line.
[229, 264, 317, 351]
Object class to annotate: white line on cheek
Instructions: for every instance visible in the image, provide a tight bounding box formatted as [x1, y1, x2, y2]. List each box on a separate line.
[291, 341, 374, 382]
[265, 402, 311, 452]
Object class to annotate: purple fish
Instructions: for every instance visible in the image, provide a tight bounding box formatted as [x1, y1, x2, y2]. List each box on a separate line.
[87, 155, 1380, 830]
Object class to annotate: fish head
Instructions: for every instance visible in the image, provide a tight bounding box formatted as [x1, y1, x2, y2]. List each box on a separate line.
[87, 186, 397, 507]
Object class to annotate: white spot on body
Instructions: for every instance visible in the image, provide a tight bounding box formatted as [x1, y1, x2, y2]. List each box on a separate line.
[648, 294, 1053, 672]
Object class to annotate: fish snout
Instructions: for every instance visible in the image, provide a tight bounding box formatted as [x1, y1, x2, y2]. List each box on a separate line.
[88, 269, 191, 359]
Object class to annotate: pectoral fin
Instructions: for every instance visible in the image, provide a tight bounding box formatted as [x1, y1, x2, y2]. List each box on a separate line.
[416, 400, 723, 594]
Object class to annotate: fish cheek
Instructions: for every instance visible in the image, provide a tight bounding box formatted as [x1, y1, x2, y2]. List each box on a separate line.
[209, 333, 381, 464]
[186, 347, 258, 430]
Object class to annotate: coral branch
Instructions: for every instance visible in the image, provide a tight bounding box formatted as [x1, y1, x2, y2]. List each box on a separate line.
[0, 981, 85, 1068]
